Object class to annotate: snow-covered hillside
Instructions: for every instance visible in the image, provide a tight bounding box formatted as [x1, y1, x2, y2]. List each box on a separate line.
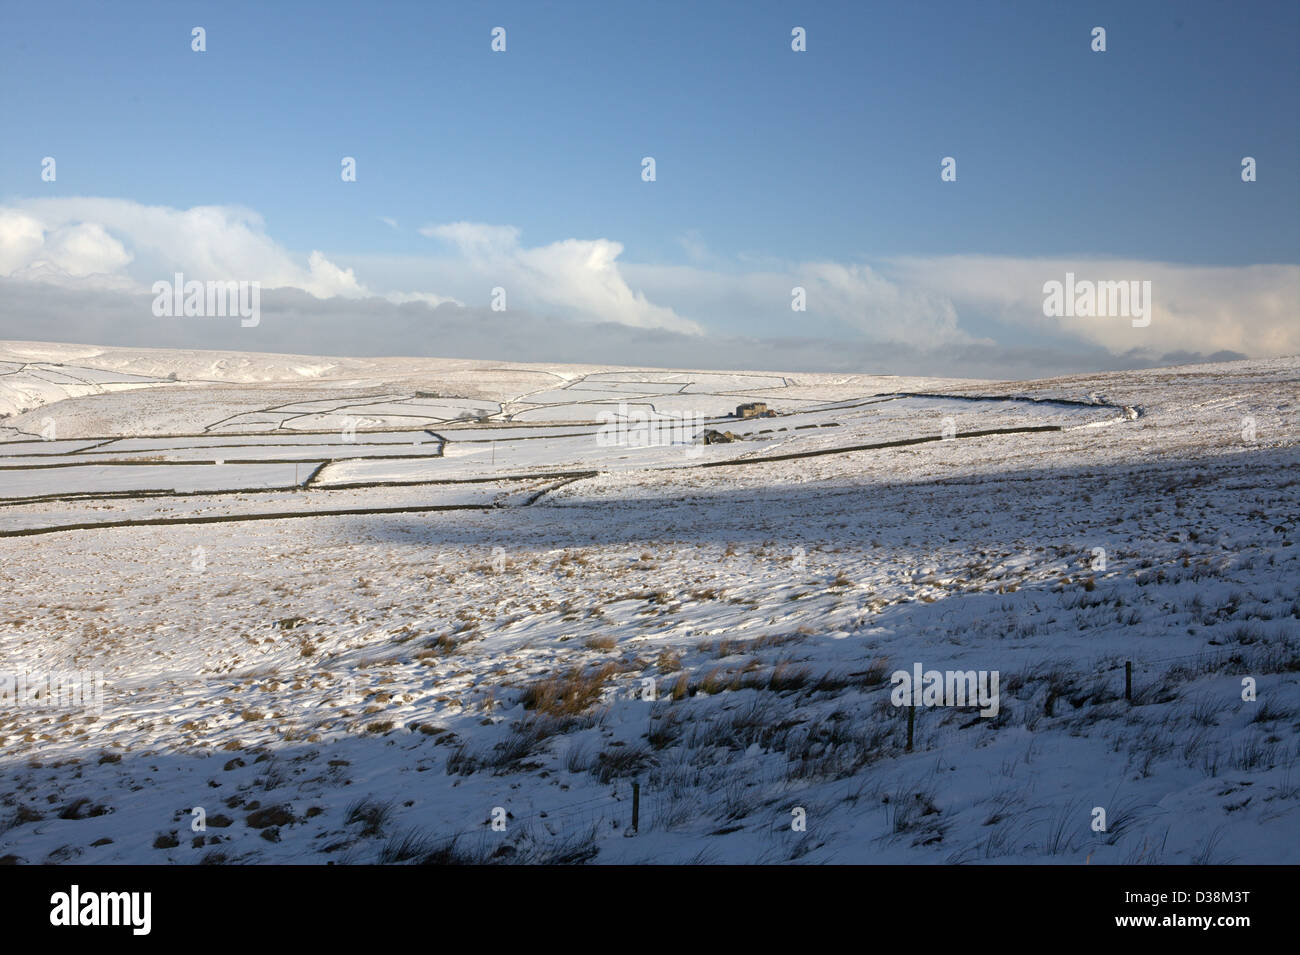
[0, 343, 1295, 864]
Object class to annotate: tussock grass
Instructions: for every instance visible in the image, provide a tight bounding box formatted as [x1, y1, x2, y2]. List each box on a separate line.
[593, 745, 651, 783]
[1231, 732, 1279, 771]
[564, 741, 589, 774]
[655, 649, 683, 672]
[701, 631, 805, 659]
[489, 720, 559, 769]
[377, 828, 440, 864]
[670, 672, 689, 701]
[765, 661, 812, 692]
[884, 784, 941, 836]
[417, 829, 599, 865]
[520, 663, 617, 717]
[345, 798, 394, 838]
[445, 743, 479, 776]
[782, 715, 895, 781]
[414, 632, 468, 662]
[1249, 697, 1294, 724]
[647, 707, 685, 749]
[682, 658, 846, 699]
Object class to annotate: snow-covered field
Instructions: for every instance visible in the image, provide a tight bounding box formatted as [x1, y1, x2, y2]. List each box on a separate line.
[0, 341, 1296, 864]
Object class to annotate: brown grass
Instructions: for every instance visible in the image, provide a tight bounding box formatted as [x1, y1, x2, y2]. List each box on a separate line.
[670, 672, 689, 700]
[655, 649, 683, 672]
[519, 663, 618, 716]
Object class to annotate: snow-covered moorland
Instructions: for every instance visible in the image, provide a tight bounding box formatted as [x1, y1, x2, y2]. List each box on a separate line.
[0, 341, 1296, 864]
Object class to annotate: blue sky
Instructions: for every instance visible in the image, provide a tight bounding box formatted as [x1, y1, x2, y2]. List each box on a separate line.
[1, 0, 1297, 374]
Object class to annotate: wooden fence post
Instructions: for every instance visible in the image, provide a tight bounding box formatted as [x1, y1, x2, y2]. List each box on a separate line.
[1125, 660, 1132, 703]
[906, 705, 914, 752]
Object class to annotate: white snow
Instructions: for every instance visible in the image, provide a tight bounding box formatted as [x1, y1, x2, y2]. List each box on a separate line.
[0, 342, 1295, 865]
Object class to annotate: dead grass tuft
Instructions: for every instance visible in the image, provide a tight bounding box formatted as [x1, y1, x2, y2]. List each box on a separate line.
[520, 664, 618, 716]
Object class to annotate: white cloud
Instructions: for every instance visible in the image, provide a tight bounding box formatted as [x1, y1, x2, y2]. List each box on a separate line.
[887, 255, 1300, 358]
[0, 210, 47, 274]
[384, 290, 464, 308]
[42, 222, 134, 276]
[303, 250, 365, 299]
[420, 221, 702, 334]
[801, 261, 966, 343]
[421, 221, 520, 253]
[1, 199, 1294, 362]
[0, 201, 700, 334]
[3, 199, 364, 299]
[622, 260, 972, 348]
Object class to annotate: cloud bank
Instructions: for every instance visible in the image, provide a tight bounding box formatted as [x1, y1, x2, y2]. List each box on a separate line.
[0, 197, 1294, 377]
[419, 221, 700, 334]
[2, 200, 364, 298]
[887, 255, 1300, 359]
[0, 279, 1255, 381]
